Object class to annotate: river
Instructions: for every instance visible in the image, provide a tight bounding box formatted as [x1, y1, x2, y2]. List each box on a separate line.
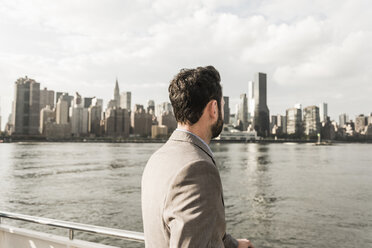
[0, 142, 371, 247]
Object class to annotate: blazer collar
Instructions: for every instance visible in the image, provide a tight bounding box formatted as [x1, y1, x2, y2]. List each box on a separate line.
[170, 130, 215, 164]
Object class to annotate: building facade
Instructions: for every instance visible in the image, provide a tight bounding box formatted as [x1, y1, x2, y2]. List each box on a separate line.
[237, 93, 248, 131]
[120, 91, 132, 110]
[39, 87, 55, 111]
[105, 107, 130, 137]
[70, 92, 88, 136]
[355, 114, 367, 133]
[223, 96, 230, 125]
[158, 111, 177, 134]
[247, 81, 254, 123]
[252, 72, 270, 137]
[84, 97, 93, 108]
[319, 102, 328, 123]
[147, 100, 155, 114]
[88, 97, 102, 136]
[303, 105, 320, 136]
[12, 76, 40, 135]
[40, 105, 55, 134]
[131, 104, 152, 137]
[286, 108, 302, 135]
[151, 125, 168, 139]
[56, 94, 69, 125]
[339, 113, 349, 127]
[156, 102, 173, 117]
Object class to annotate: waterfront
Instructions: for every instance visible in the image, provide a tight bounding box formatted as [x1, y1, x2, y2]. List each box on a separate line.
[0, 142, 371, 248]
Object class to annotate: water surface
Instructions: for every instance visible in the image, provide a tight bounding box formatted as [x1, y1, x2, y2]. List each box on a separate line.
[0, 142, 371, 247]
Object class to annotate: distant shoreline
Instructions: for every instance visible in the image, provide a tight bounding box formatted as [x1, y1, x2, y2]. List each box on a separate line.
[1, 135, 371, 144]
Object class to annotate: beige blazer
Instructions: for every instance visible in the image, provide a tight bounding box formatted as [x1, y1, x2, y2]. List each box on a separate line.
[141, 130, 238, 248]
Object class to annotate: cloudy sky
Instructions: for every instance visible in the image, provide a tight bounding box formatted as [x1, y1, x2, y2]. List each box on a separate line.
[1, 0, 371, 129]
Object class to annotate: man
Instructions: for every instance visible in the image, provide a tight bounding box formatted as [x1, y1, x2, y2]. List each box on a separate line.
[142, 66, 254, 248]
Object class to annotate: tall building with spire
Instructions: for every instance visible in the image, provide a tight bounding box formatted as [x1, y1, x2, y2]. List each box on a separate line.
[114, 78, 120, 108]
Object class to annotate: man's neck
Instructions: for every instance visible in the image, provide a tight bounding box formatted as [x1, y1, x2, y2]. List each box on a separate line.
[177, 123, 211, 144]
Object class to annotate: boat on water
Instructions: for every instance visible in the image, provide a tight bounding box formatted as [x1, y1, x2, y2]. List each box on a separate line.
[0, 211, 144, 248]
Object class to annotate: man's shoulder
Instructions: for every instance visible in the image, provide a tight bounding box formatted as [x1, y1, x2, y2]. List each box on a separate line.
[147, 138, 213, 168]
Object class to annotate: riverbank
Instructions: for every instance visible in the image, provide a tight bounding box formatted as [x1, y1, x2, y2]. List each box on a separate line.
[1, 135, 371, 144]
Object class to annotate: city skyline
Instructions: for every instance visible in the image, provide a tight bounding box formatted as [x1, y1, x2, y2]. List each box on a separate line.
[1, 74, 372, 131]
[1, 0, 372, 130]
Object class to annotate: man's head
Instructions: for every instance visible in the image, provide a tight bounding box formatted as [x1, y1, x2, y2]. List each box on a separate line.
[169, 66, 224, 139]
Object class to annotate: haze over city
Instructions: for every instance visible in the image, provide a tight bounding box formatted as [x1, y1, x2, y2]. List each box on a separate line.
[1, 0, 372, 130]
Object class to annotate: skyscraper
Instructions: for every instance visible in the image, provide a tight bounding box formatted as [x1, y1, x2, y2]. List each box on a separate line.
[131, 104, 152, 137]
[281, 115, 287, 134]
[40, 105, 55, 134]
[40, 87, 55, 111]
[223, 96, 230, 124]
[270, 115, 278, 134]
[56, 94, 70, 124]
[105, 107, 130, 138]
[156, 102, 173, 117]
[237, 93, 248, 130]
[12, 76, 40, 135]
[88, 97, 102, 136]
[147, 100, 155, 114]
[339, 113, 349, 127]
[158, 111, 177, 134]
[355, 114, 367, 133]
[247, 81, 254, 123]
[319, 102, 328, 122]
[303, 105, 320, 136]
[0, 99, 2, 132]
[113, 78, 120, 108]
[252, 72, 270, 137]
[120, 91, 132, 110]
[294, 103, 302, 121]
[56, 92, 73, 109]
[84, 97, 93, 108]
[70, 92, 88, 136]
[286, 108, 302, 135]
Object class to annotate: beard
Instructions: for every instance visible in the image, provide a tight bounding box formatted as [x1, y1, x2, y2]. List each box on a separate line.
[211, 108, 224, 139]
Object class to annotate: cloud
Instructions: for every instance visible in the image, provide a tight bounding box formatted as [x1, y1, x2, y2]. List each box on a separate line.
[0, 0, 372, 130]
[274, 31, 372, 86]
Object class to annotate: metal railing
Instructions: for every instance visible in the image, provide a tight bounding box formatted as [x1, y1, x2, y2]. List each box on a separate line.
[0, 211, 144, 243]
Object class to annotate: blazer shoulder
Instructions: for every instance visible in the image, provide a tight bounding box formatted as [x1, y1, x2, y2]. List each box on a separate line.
[176, 159, 218, 177]
[168, 159, 222, 193]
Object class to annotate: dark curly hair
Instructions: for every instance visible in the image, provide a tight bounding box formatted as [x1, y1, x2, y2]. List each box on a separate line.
[168, 66, 222, 125]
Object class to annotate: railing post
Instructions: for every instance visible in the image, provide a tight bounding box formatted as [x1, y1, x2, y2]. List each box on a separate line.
[69, 229, 74, 240]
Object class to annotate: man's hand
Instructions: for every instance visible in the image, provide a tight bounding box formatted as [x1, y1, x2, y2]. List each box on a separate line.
[237, 239, 255, 248]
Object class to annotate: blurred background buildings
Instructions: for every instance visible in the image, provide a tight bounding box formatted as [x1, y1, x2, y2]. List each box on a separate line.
[2, 74, 372, 141]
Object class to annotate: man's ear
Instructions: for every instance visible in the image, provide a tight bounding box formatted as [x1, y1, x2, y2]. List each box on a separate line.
[209, 100, 218, 119]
